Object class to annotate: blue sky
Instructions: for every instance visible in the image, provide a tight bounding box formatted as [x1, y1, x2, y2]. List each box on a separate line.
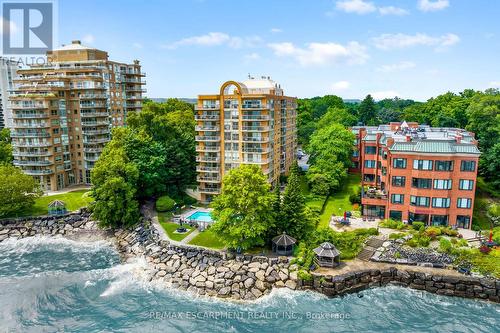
[56, 0, 499, 100]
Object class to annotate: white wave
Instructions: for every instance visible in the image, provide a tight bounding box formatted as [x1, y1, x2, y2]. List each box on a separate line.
[0, 235, 113, 254]
[99, 257, 152, 297]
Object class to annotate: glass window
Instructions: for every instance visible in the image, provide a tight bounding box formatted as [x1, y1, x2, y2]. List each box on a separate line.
[459, 179, 474, 190]
[432, 197, 450, 208]
[391, 194, 404, 204]
[391, 176, 406, 187]
[410, 196, 430, 207]
[433, 179, 452, 190]
[389, 210, 402, 221]
[352, 150, 359, 157]
[364, 160, 376, 168]
[456, 215, 470, 228]
[457, 198, 472, 209]
[413, 159, 433, 170]
[460, 160, 476, 172]
[364, 146, 376, 154]
[412, 178, 432, 189]
[431, 215, 448, 226]
[435, 160, 453, 171]
[393, 158, 407, 169]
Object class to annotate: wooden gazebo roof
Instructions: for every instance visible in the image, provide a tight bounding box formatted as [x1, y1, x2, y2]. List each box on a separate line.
[313, 242, 340, 258]
[48, 200, 66, 208]
[272, 232, 297, 247]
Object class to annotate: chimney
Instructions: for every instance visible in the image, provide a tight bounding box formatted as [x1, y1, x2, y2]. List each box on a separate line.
[406, 135, 411, 142]
[72, 40, 81, 45]
[387, 137, 395, 147]
[456, 134, 462, 143]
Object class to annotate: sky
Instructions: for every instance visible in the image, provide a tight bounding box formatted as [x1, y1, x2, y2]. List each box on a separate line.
[41, 0, 500, 100]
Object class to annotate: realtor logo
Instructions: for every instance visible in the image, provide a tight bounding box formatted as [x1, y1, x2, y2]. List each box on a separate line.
[2, 1, 55, 54]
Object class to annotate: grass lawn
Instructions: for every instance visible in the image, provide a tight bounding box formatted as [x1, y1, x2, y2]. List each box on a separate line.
[300, 176, 326, 211]
[188, 229, 225, 249]
[318, 174, 361, 228]
[157, 211, 173, 223]
[473, 177, 499, 230]
[8, 190, 92, 218]
[160, 222, 194, 242]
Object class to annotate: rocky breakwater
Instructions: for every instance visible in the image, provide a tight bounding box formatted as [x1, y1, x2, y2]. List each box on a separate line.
[302, 268, 500, 303]
[114, 222, 299, 300]
[0, 209, 101, 242]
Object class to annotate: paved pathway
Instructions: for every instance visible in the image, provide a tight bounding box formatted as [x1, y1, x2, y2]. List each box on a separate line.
[45, 185, 91, 196]
[141, 201, 170, 243]
[180, 229, 199, 244]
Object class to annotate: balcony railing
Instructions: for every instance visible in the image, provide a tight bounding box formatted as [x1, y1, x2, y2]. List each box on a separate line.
[196, 166, 220, 172]
[195, 145, 220, 152]
[83, 137, 110, 144]
[195, 125, 220, 131]
[195, 105, 220, 111]
[13, 160, 52, 166]
[242, 115, 271, 121]
[13, 142, 51, 147]
[23, 169, 54, 175]
[199, 187, 220, 193]
[78, 94, 107, 99]
[13, 123, 50, 128]
[197, 176, 220, 183]
[241, 137, 268, 143]
[11, 132, 50, 138]
[194, 114, 220, 120]
[83, 147, 104, 153]
[13, 150, 52, 157]
[196, 136, 221, 142]
[84, 155, 100, 162]
[12, 113, 49, 119]
[196, 156, 220, 162]
[80, 112, 110, 118]
[242, 147, 271, 153]
[241, 126, 270, 132]
[81, 121, 109, 127]
[83, 129, 110, 135]
[80, 102, 107, 108]
[241, 158, 269, 164]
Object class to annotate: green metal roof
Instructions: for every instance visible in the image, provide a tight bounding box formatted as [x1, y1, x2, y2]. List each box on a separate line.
[390, 141, 480, 154]
[363, 134, 377, 141]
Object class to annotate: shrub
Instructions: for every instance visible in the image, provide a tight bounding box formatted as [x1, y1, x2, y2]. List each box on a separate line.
[412, 221, 425, 231]
[425, 226, 442, 238]
[379, 219, 406, 230]
[457, 239, 469, 247]
[439, 238, 452, 253]
[389, 232, 407, 240]
[156, 195, 176, 212]
[182, 195, 198, 206]
[441, 227, 458, 237]
[297, 270, 313, 281]
[479, 245, 492, 254]
[349, 190, 361, 204]
[406, 232, 430, 247]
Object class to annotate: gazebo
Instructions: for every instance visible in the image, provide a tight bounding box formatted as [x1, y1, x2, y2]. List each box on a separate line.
[272, 232, 297, 256]
[313, 242, 341, 268]
[48, 200, 67, 215]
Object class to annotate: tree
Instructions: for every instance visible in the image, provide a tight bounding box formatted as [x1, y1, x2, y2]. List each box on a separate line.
[358, 94, 377, 125]
[306, 124, 354, 194]
[90, 146, 140, 228]
[0, 128, 13, 164]
[0, 164, 42, 217]
[278, 162, 317, 240]
[316, 107, 357, 129]
[210, 165, 275, 250]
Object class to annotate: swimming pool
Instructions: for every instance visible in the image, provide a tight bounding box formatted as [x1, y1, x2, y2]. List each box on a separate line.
[187, 211, 213, 223]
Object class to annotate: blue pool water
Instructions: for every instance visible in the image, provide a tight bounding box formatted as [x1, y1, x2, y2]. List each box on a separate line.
[187, 211, 213, 223]
[0, 236, 499, 332]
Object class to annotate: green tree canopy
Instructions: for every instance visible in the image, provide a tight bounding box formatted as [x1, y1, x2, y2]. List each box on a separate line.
[0, 128, 13, 164]
[210, 165, 275, 250]
[0, 164, 42, 217]
[358, 94, 377, 125]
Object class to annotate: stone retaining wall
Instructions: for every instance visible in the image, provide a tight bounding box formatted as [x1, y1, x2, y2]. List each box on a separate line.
[301, 268, 500, 303]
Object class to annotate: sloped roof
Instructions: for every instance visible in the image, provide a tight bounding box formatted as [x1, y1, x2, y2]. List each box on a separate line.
[272, 232, 297, 246]
[313, 242, 340, 257]
[390, 141, 480, 154]
[48, 200, 66, 207]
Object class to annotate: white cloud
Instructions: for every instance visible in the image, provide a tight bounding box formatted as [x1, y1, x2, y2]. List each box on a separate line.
[270, 28, 282, 33]
[332, 81, 351, 91]
[488, 81, 500, 88]
[132, 42, 143, 49]
[370, 91, 401, 100]
[376, 61, 416, 72]
[418, 0, 449, 12]
[82, 34, 95, 44]
[373, 32, 459, 50]
[379, 6, 409, 16]
[268, 41, 369, 66]
[244, 52, 261, 61]
[0, 17, 18, 35]
[164, 32, 261, 49]
[335, 0, 376, 14]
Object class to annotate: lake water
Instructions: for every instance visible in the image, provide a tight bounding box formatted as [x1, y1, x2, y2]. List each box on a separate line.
[0, 236, 498, 332]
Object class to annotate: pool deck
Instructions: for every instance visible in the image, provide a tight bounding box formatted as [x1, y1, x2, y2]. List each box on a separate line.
[179, 207, 212, 222]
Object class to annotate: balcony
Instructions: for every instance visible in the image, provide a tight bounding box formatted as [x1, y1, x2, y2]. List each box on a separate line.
[80, 112, 110, 118]
[241, 158, 269, 164]
[13, 160, 53, 166]
[83, 147, 104, 153]
[13, 150, 52, 157]
[78, 94, 107, 99]
[83, 137, 110, 144]
[11, 103, 48, 109]
[81, 121, 109, 127]
[84, 155, 100, 162]
[242, 147, 271, 153]
[10, 131, 50, 138]
[241, 104, 267, 110]
[196, 145, 220, 152]
[241, 137, 268, 143]
[195, 105, 220, 111]
[196, 136, 221, 142]
[242, 115, 270, 121]
[195, 114, 220, 120]
[80, 102, 107, 108]
[196, 166, 220, 172]
[242, 126, 270, 132]
[13, 122, 50, 128]
[23, 169, 54, 175]
[199, 187, 220, 194]
[13, 142, 51, 147]
[12, 113, 49, 119]
[195, 125, 220, 131]
[196, 156, 220, 162]
[197, 176, 220, 183]
[83, 129, 110, 135]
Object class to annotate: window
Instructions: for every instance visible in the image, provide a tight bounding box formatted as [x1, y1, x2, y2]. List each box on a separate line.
[456, 215, 470, 228]
[432, 197, 450, 208]
[392, 176, 406, 187]
[413, 159, 433, 170]
[391, 194, 404, 204]
[459, 179, 474, 190]
[363, 174, 375, 182]
[412, 178, 432, 189]
[457, 198, 472, 209]
[381, 167, 387, 176]
[393, 158, 407, 169]
[433, 179, 452, 190]
[460, 160, 476, 172]
[431, 215, 449, 226]
[352, 150, 359, 157]
[435, 160, 453, 171]
[364, 160, 376, 168]
[364, 146, 376, 155]
[410, 196, 430, 207]
[389, 210, 402, 221]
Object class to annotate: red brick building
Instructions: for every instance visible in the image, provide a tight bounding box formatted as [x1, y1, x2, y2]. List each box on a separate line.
[351, 121, 480, 229]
